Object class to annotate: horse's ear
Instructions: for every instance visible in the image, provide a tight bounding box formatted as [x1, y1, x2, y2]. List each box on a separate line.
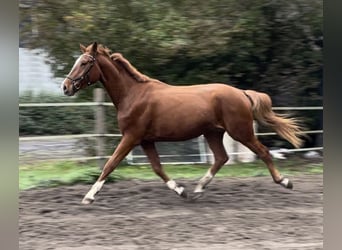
[91, 42, 98, 54]
[80, 44, 86, 53]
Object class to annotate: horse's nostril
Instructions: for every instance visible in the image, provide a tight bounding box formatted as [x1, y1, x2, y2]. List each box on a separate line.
[63, 85, 67, 91]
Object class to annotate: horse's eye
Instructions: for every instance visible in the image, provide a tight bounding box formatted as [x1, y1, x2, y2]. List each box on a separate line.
[80, 62, 87, 67]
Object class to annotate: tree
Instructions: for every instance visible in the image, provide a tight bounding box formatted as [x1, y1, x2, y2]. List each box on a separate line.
[21, 0, 322, 100]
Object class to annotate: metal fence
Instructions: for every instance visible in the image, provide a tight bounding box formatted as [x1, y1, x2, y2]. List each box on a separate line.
[19, 89, 323, 166]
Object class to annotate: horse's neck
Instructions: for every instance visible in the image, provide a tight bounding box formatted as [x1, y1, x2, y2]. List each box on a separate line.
[98, 56, 136, 109]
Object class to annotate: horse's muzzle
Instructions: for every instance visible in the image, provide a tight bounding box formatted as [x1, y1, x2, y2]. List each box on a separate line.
[62, 84, 74, 96]
[61, 80, 75, 96]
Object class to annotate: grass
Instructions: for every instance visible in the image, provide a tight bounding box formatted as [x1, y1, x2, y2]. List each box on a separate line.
[19, 159, 323, 190]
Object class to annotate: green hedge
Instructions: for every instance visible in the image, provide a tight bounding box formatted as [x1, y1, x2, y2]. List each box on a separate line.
[19, 91, 95, 136]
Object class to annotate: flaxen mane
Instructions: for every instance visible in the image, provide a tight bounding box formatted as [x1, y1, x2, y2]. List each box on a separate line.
[110, 53, 150, 82]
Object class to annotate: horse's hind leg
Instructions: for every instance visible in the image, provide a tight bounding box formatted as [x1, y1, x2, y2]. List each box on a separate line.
[141, 141, 188, 198]
[193, 130, 228, 198]
[241, 137, 293, 189]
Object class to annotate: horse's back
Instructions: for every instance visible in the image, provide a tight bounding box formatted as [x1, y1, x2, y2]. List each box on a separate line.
[150, 82, 243, 100]
[146, 82, 252, 119]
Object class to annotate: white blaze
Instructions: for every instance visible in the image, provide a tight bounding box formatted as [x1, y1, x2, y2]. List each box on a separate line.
[70, 54, 84, 72]
[61, 54, 84, 89]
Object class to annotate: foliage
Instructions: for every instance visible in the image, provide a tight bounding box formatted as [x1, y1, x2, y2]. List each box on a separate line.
[21, 0, 322, 104]
[19, 91, 121, 157]
[19, 91, 95, 135]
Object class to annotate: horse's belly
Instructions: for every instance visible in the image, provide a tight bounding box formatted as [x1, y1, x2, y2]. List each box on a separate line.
[144, 114, 219, 141]
[145, 128, 203, 141]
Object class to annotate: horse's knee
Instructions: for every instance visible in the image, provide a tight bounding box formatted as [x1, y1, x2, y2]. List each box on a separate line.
[216, 155, 229, 166]
[213, 150, 229, 166]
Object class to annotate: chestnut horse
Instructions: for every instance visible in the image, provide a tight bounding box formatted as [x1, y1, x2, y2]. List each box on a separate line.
[61, 42, 303, 204]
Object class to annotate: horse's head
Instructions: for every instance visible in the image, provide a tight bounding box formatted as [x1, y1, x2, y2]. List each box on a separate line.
[61, 42, 102, 96]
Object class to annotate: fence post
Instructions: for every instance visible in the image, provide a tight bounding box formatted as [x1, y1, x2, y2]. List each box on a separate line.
[94, 88, 106, 169]
[198, 135, 208, 164]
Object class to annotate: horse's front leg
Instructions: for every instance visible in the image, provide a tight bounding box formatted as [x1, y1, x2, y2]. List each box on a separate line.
[141, 141, 188, 198]
[193, 131, 228, 199]
[82, 135, 137, 204]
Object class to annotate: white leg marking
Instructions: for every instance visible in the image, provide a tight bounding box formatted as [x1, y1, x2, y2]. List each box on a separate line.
[166, 180, 184, 195]
[280, 178, 289, 187]
[174, 186, 185, 196]
[82, 180, 105, 203]
[194, 169, 213, 193]
[166, 180, 177, 190]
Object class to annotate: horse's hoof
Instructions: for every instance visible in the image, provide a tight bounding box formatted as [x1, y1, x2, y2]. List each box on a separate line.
[81, 197, 94, 205]
[179, 189, 189, 199]
[286, 180, 293, 189]
[279, 178, 293, 190]
[191, 192, 205, 201]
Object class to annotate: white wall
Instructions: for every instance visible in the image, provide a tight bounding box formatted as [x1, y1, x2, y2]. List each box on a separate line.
[19, 48, 62, 95]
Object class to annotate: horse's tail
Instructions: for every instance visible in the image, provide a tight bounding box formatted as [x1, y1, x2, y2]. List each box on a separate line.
[244, 90, 304, 148]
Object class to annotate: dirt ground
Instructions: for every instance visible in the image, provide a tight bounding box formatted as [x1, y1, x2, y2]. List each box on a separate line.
[19, 174, 323, 250]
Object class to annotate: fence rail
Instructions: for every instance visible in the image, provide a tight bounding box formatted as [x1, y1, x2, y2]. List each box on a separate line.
[18, 130, 323, 141]
[19, 102, 323, 110]
[19, 94, 323, 165]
